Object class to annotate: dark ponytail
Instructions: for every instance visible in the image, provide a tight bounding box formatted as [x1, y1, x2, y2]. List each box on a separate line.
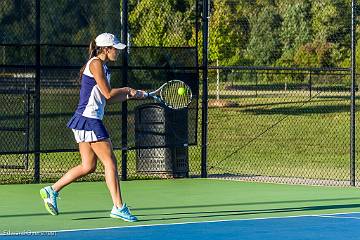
[88, 39, 98, 59]
[78, 39, 100, 84]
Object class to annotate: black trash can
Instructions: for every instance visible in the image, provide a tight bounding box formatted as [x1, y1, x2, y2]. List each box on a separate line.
[135, 103, 189, 178]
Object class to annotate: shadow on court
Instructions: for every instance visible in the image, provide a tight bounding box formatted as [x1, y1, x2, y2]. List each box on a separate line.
[132, 197, 360, 211]
[0, 209, 109, 218]
[72, 216, 110, 221]
[135, 203, 360, 222]
[243, 104, 350, 115]
[2, 197, 360, 221]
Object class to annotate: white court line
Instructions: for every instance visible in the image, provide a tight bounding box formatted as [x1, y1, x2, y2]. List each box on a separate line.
[318, 215, 360, 220]
[2, 211, 360, 236]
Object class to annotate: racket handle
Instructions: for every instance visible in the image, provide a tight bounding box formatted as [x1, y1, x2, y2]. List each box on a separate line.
[144, 92, 149, 98]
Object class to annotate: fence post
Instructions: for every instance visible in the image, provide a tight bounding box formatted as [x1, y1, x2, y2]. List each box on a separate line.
[309, 70, 312, 99]
[350, 0, 356, 186]
[121, 0, 128, 181]
[255, 70, 258, 97]
[201, 0, 209, 178]
[34, 0, 41, 183]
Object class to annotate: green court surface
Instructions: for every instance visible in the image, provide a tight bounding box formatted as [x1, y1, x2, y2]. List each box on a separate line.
[1, 179, 360, 234]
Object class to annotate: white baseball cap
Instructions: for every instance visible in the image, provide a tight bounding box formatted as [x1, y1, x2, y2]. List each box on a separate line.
[95, 33, 126, 50]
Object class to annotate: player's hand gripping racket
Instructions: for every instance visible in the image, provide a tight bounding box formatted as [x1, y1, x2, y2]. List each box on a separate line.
[144, 80, 192, 109]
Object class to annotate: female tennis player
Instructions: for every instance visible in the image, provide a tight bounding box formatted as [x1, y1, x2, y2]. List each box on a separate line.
[40, 33, 145, 222]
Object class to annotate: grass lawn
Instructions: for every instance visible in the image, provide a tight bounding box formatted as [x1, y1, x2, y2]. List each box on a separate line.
[1, 83, 359, 184]
[205, 83, 359, 183]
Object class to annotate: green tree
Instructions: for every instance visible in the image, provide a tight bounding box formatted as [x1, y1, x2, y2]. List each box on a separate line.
[0, 0, 35, 44]
[39, 0, 122, 65]
[129, 0, 194, 46]
[0, 0, 36, 65]
[40, 0, 121, 44]
[246, 5, 282, 66]
[311, 0, 351, 67]
[293, 41, 334, 67]
[211, 0, 251, 65]
[277, 1, 313, 67]
[312, 0, 350, 43]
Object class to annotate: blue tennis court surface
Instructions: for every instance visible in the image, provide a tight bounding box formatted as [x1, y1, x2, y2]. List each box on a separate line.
[2, 212, 360, 240]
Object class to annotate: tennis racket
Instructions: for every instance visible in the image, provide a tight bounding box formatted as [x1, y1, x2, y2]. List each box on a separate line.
[144, 80, 193, 110]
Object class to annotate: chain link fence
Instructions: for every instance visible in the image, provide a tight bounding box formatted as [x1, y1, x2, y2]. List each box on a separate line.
[1, 0, 359, 187]
[206, 0, 359, 186]
[125, 0, 201, 179]
[0, 0, 201, 183]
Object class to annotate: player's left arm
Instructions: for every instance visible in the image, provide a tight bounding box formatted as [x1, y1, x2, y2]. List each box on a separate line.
[90, 60, 145, 104]
[107, 88, 147, 104]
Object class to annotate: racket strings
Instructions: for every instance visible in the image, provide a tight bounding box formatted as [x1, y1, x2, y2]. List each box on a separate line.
[161, 81, 192, 109]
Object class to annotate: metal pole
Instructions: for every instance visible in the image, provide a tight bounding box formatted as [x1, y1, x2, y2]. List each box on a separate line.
[350, 0, 357, 186]
[255, 71, 258, 97]
[309, 70, 312, 99]
[121, 0, 129, 181]
[216, 59, 220, 100]
[195, 0, 199, 51]
[24, 85, 30, 170]
[201, 0, 209, 178]
[34, 0, 41, 183]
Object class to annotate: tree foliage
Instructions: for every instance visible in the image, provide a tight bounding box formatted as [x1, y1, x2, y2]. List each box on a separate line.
[277, 1, 312, 66]
[246, 5, 282, 66]
[0, 0, 357, 69]
[129, 0, 194, 46]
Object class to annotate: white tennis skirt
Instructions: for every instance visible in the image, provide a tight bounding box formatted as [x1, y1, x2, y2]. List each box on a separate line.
[67, 114, 109, 143]
[72, 129, 109, 143]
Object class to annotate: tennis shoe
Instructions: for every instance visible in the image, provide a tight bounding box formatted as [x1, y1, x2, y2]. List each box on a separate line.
[110, 203, 138, 222]
[40, 186, 59, 215]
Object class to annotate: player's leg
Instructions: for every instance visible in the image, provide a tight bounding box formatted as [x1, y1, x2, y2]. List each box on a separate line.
[40, 142, 97, 215]
[52, 142, 97, 192]
[90, 139, 137, 222]
[90, 139, 122, 207]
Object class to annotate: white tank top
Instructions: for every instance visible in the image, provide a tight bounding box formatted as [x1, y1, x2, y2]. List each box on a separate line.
[75, 57, 111, 120]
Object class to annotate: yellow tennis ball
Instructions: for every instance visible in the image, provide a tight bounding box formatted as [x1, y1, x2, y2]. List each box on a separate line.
[178, 87, 186, 96]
